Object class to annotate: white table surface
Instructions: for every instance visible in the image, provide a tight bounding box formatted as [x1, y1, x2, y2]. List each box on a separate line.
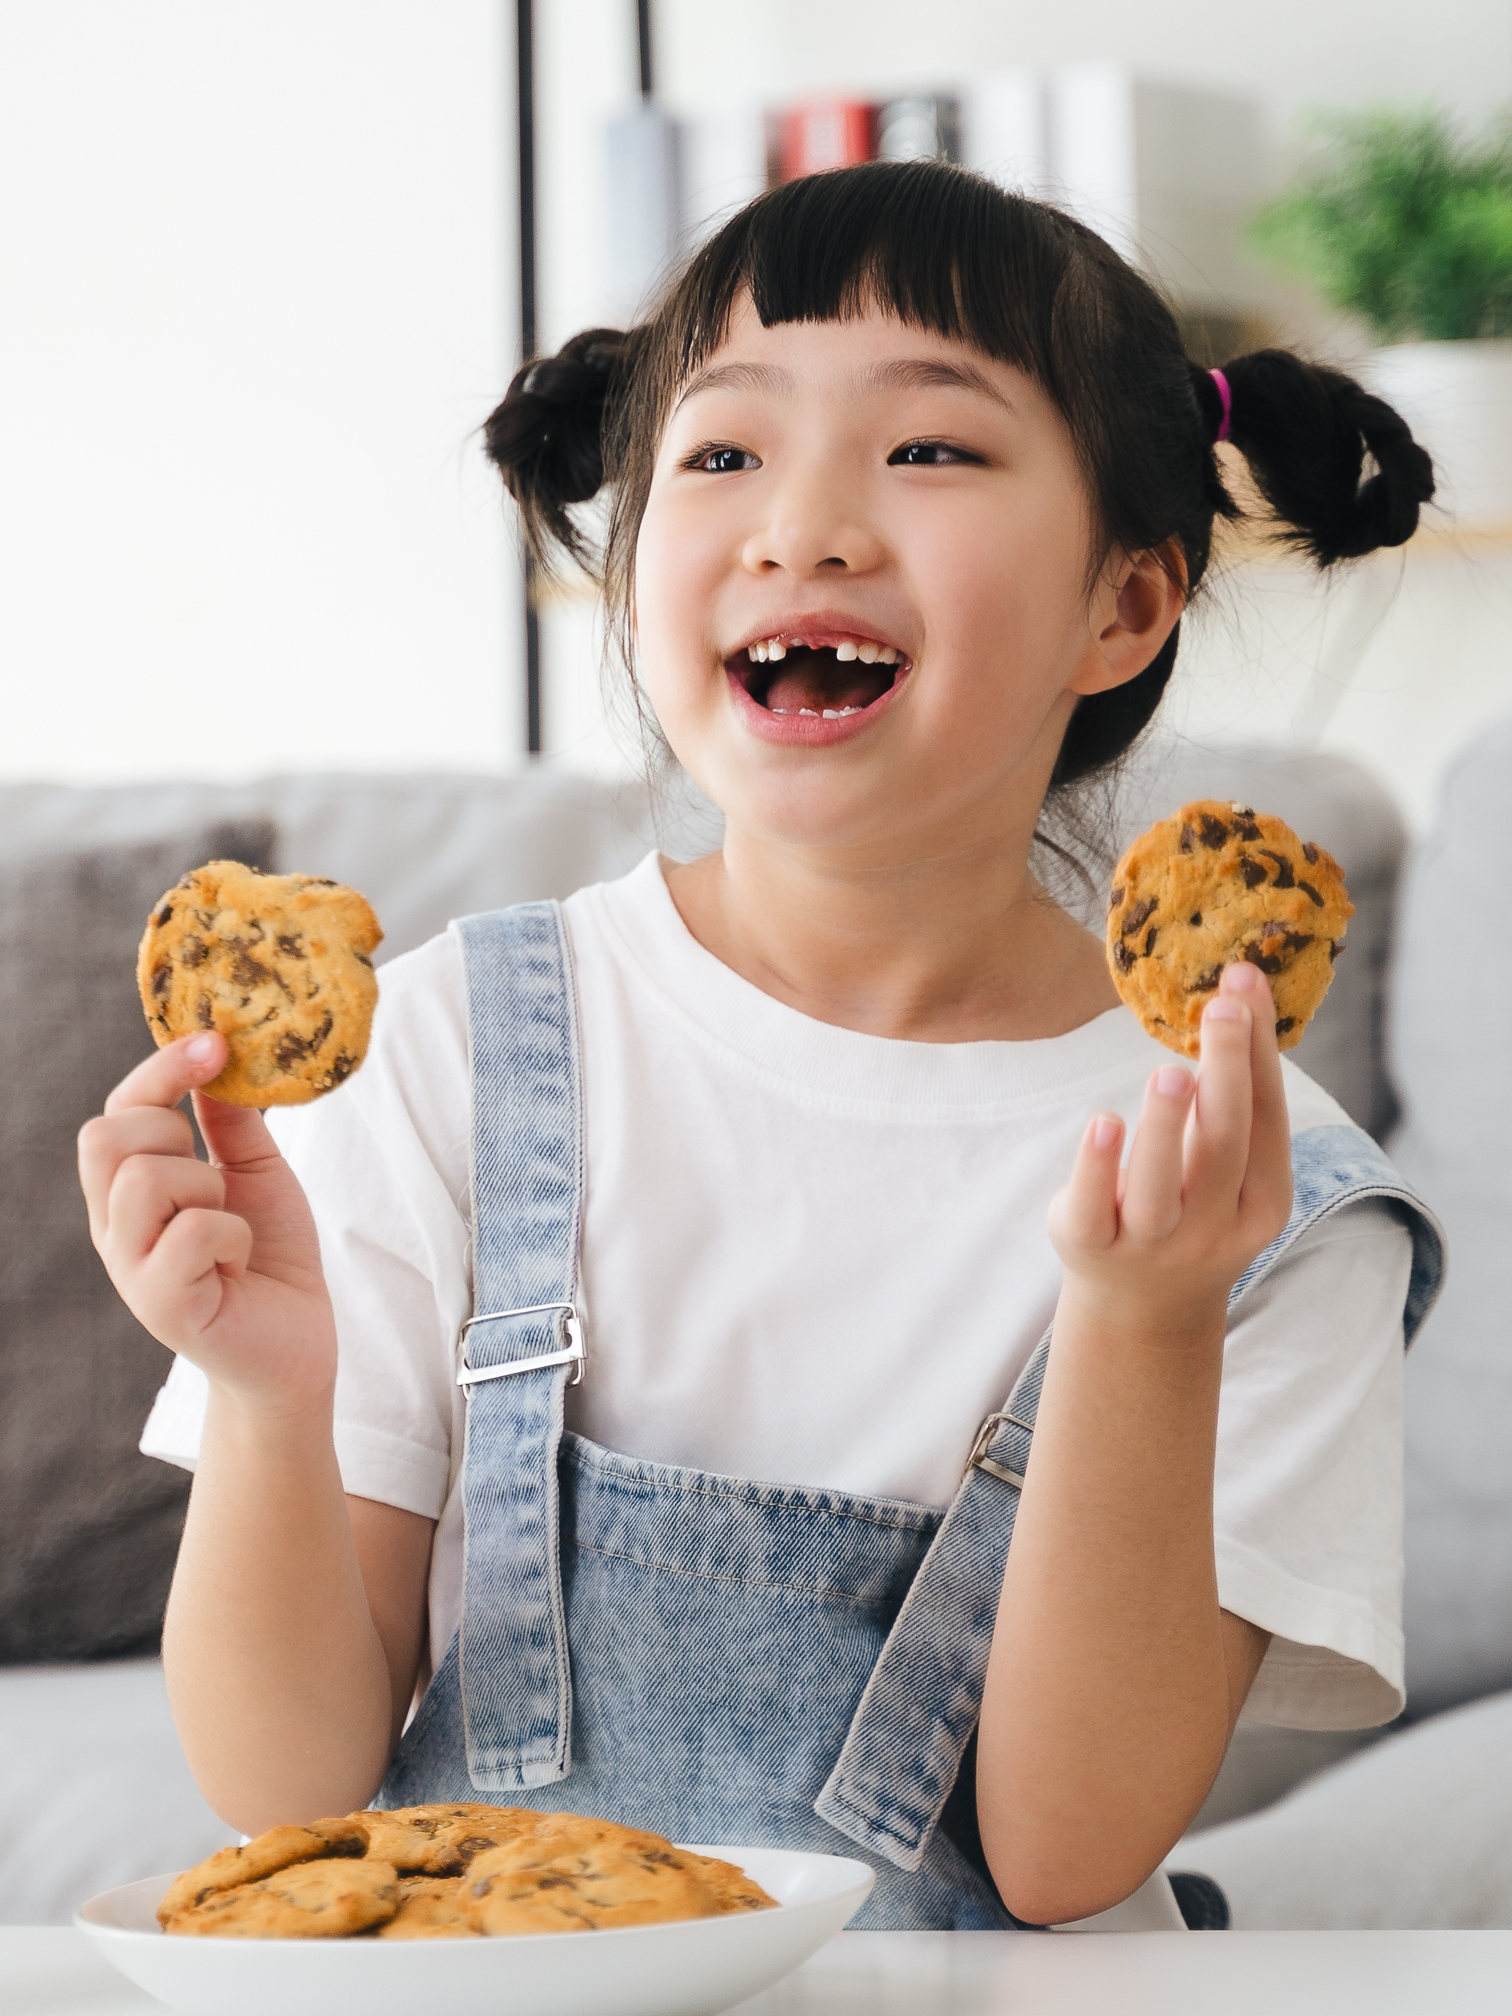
[8, 1926, 1512, 2016]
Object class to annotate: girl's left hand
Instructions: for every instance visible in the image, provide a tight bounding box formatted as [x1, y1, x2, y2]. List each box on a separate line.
[1047, 960, 1294, 1338]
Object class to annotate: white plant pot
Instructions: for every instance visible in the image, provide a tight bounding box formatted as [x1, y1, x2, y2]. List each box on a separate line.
[1363, 338, 1512, 526]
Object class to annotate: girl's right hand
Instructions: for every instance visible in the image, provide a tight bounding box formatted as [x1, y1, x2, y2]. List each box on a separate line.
[78, 1031, 337, 1411]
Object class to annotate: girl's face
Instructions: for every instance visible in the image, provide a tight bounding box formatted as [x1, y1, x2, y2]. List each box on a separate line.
[634, 299, 1177, 863]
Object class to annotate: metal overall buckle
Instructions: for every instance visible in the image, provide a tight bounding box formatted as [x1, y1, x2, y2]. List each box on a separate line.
[967, 1410, 1033, 1489]
[456, 1302, 587, 1388]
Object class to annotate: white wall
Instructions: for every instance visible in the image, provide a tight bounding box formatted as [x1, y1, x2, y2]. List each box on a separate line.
[655, 0, 1512, 135]
[0, 1, 518, 786]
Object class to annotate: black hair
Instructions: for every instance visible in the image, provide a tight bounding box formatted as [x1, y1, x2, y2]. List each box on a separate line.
[484, 159, 1433, 790]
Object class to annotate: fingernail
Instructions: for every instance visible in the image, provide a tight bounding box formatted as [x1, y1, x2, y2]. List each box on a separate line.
[1224, 959, 1262, 991]
[185, 1033, 219, 1064]
[1156, 1064, 1192, 1097]
[1090, 1113, 1121, 1151]
[1205, 998, 1247, 1023]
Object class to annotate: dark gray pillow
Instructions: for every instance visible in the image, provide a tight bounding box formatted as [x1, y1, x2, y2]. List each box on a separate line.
[0, 822, 275, 1662]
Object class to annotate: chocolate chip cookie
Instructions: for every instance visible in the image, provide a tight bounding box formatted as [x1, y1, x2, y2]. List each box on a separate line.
[1106, 800, 1353, 1058]
[356, 1803, 538, 1876]
[137, 859, 382, 1106]
[463, 1822, 722, 1935]
[374, 1875, 478, 1939]
[162, 1855, 399, 1938]
[156, 1816, 369, 1926]
[686, 1851, 780, 1915]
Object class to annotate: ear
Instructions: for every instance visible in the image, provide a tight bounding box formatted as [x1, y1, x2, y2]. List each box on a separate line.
[1068, 540, 1187, 697]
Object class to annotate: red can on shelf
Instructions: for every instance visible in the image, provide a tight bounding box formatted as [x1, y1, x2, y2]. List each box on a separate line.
[778, 99, 876, 182]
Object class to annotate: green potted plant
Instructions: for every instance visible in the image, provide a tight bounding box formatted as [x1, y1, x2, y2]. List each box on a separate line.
[1252, 108, 1512, 522]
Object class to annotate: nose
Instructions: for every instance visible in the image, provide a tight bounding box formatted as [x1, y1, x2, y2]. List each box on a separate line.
[740, 452, 885, 579]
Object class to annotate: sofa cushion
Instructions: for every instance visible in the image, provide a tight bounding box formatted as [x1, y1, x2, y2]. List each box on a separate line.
[0, 768, 662, 964]
[0, 820, 274, 1662]
[1388, 715, 1512, 1715]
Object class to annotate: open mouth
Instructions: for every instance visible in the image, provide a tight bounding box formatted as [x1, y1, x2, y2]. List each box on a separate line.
[727, 632, 910, 719]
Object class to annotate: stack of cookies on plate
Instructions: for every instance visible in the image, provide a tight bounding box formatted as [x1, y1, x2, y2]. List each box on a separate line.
[157, 1805, 776, 1939]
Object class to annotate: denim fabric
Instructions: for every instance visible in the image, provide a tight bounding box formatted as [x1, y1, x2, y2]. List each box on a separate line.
[378, 900, 1446, 1928]
[385, 1435, 1014, 1927]
[452, 902, 583, 1791]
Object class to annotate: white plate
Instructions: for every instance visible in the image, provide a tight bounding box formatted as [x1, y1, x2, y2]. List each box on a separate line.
[75, 1844, 875, 2016]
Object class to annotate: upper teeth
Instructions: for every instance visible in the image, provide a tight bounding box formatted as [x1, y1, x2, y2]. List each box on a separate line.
[746, 636, 902, 665]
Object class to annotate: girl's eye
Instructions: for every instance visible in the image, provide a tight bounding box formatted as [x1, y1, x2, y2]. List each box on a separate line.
[690, 445, 760, 474]
[888, 439, 982, 467]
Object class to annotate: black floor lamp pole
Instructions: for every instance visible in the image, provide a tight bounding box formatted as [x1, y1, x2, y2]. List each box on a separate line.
[636, 0, 653, 97]
[517, 0, 541, 756]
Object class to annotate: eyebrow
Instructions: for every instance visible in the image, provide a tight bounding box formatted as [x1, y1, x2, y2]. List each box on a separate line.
[675, 353, 1016, 416]
[862, 357, 1017, 410]
[675, 360, 793, 410]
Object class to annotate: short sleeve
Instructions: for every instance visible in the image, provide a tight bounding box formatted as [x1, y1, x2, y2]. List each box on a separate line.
[140, 932, 474, 1523]
[1213, 1198, 1410, 1730]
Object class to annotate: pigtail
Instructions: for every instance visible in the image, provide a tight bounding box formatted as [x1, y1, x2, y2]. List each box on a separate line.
[483, 326, 646, 574]
[1198, 350, 1435, 566]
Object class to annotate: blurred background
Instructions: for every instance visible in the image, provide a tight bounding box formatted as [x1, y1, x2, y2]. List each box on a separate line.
[3, 0, 1512, 826]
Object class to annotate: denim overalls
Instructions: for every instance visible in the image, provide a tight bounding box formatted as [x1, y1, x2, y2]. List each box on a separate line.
[380, 903, 1445, 1929]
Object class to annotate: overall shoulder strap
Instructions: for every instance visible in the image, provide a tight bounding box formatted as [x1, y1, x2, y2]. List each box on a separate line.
[817, 1120, 1445, 1871]
[452, 900, 584, 1792]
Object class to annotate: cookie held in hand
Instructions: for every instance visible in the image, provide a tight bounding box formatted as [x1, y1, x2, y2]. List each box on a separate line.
[137, 860, 382, 1106]
[1106, 800, 1353, 1058]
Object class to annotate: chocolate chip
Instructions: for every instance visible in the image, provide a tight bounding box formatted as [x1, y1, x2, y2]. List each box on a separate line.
[1180, 824, 1196, 853]
[196, 995, 213, 1029]
[1240, 857, 1268, 888]
[1189, 965, 1222, 992]
[1329, 940, 1345, 962]
[230, 952, 272, 989]
[330, 1051, 358, 1083]
[180, 935, 209, 967]
[310, 1011, 333, 1051]
[1298, 880, 1324, 907]
[1189, 912, 1202, 926]
[150, 962, 172, 999]
[1121, 896, 1157, 937]
[273, 1032, 307, 1071]
[1303, 841, 1319, 864]
[156, 903, 173, 926]
[1109, 886, 1125, 910]
[275, 933, 304, 957]
[1242, 940, 1284, 976]
[1198, 814, 1229, 849]
[1233, 812, 1261, 841]
[1144, 927, 1158, 955]
[1275, 1016, 1296, 1035]
[1281, 931, 1314, 953]
[1113, 941, 1136, 973]
[1259, 848, 1295, 888]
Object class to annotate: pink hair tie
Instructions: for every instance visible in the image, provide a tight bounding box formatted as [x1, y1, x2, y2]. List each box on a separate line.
[1209, 367, 1233, 443]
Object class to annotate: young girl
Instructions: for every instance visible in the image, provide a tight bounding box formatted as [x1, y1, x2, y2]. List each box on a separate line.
[84, 161, 1442, 1931]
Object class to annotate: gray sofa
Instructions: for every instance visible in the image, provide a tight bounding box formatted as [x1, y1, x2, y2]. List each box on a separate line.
[1, 734, 1505, 1926]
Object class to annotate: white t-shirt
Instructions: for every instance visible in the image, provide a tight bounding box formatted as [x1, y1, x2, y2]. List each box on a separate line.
[143, 853, 1411, 1731]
